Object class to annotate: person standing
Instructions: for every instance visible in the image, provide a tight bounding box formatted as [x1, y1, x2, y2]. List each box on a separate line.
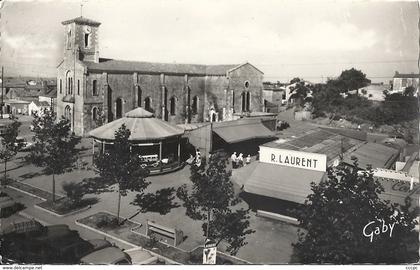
[238, 153, 244, 167]
[245, 154, 251, 165]
[231, 152, 237, 168]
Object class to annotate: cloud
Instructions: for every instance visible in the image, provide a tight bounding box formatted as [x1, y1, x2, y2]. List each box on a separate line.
[277, 22, 377, 52]
[3, 31, 58, 51]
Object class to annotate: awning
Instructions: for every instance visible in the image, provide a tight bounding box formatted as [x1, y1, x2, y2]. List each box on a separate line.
[244, 162, 325, 204]
[213, 121, 276, 144]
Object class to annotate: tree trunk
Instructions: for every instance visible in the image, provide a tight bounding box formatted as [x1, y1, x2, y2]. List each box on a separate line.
[117, 185, 121, 226]
[3, 159, 7, 188]
[206, 209, 211, 239]
[52, 173, 56, 203]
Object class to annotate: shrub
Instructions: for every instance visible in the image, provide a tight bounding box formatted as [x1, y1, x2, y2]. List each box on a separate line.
[96, 216, 119, 229]
[62, 182, 85, 206]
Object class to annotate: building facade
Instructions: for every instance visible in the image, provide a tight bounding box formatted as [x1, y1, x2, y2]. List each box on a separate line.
[392, 72, 419, 92]
[57, 17, 264, 136]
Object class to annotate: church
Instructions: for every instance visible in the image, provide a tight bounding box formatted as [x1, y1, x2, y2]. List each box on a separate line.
[57, 16, 265, 136]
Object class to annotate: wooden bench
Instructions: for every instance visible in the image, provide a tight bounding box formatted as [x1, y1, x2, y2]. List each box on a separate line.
[145, 220, 183, 247]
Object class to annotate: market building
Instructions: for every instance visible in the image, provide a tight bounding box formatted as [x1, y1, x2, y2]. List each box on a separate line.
[89, 107, 185, 175]
[240, 127, 412, 214]
[57, 16, 265, 136]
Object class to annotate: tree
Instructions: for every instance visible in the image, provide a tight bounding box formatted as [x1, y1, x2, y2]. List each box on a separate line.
[382, 93, 419, 124]
[293, 159, 418, 263]
[26, 110, 81, 202]
[0, 120, 22, 188]
[94, 107, 107, 127]
[93, 124, 150, 224]
[288, 78, 313, 108]
[62, 182, 85, 206]
[336, 68, 371, 92]
[403, 86, 416, 97]
[177, 152, 255, 255]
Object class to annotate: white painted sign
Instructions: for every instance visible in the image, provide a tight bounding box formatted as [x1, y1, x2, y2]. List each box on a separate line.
[259, 146, 327, 172]
[203, 239, 217, 265]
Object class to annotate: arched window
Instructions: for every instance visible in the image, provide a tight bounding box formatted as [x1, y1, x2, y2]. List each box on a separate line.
[137, 86, 142, 107]
[170, 96, 177, 115]
[77, 80, 80, 95]
[192, 96, 199, 115]
[64, 105, 71, 120]
[163, 87, 168, 121]
[59, 79, 62, 94]
[246, 92, 251, 111]
[144, 97, 152, 112]
[65, 71, 71, 95]
[241, 92, 246, 112]
[107, 86, 113, 122]
[70, 77, 73, 94]
[93, 80, 98, 96]
[116, 98, 123, 119]
[84, 33, 90, 48]
[92, 107, 98, 121]
[66, 29, 72, 49]
[232, 90, 235, 109]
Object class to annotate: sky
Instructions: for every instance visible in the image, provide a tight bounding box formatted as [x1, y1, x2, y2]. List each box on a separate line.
[0, 0, 418, 83]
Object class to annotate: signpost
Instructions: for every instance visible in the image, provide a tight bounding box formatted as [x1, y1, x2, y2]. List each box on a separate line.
[203, 238, 217, 265]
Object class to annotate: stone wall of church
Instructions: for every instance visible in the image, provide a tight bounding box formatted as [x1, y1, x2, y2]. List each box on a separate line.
[57, 56, 86, 135]
[187, 76, 206, 122]
[228, 64, 264, 113]
[137, 74, 163, 118]
[203, 76, 230, 121]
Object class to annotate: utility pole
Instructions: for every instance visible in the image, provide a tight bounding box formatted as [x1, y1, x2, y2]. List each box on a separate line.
[1, 66, 3, 119]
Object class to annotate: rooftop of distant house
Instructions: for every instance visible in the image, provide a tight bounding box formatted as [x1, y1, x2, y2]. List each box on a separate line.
[393, 72, 420, 79]
[263, 82, 286, 91]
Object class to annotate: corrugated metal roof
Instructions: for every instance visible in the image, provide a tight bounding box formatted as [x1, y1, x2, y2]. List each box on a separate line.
[212, 118, 276, 144]
[343, 142, 399, 169]
[85, 59, 239, 76]
[244, 162, 325, 204]
[263, 128, 365, 162]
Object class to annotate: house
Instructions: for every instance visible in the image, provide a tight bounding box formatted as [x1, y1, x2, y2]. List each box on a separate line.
[262, 82, 287, 113]
[353, 83, 390, 101]
[28, 100, 51, 115]
[392, 71, 419, 93]
[4, 99, 30, 115]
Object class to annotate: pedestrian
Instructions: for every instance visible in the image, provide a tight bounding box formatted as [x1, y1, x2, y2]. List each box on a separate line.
[231, 152, 237, 168]
[238, 153, 244, 167]
[245, 154, 251, 165]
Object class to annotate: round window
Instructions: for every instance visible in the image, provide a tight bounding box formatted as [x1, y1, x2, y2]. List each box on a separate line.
[244, 81, 250, 88]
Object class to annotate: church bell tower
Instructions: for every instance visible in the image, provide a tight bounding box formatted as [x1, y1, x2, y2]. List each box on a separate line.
[61, 17, 101, 63]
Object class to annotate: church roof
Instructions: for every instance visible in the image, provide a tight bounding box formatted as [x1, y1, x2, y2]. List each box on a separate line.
[89, 108, 184, 141]
[62, 16, 101, 26]
[84, 58, 239, 76]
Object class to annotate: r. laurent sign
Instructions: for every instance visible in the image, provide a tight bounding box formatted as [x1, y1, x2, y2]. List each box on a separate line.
[259, 146, 327, 172]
